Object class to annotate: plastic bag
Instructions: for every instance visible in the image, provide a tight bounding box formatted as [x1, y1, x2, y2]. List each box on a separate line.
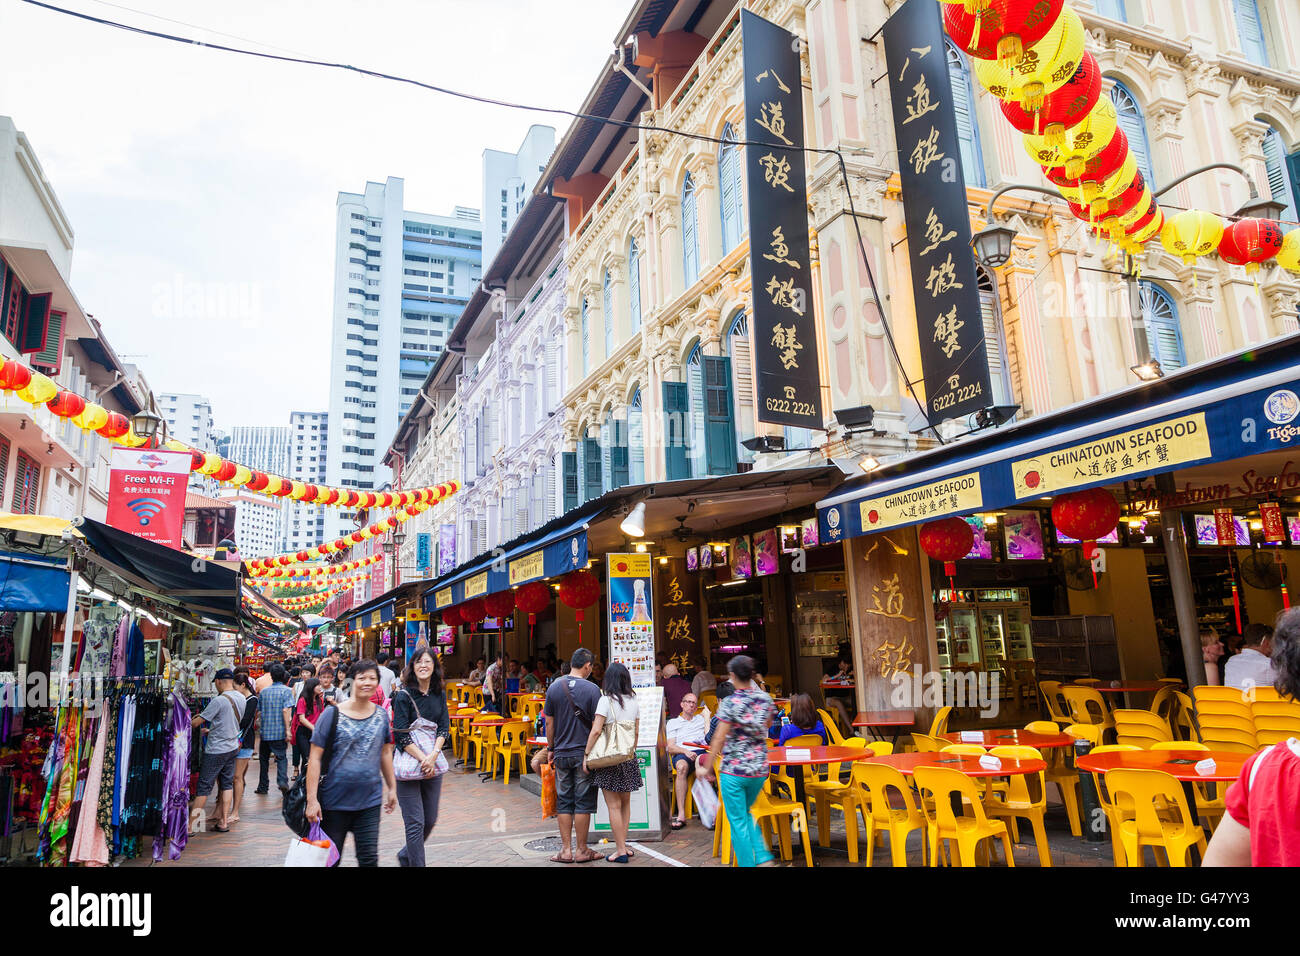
[309, 820, 341, 866]
[540, 760, 557, 820]
[691, 776, 719, 829]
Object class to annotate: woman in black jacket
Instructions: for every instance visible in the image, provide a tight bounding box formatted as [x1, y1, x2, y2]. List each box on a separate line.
[391, 646, 451, 867]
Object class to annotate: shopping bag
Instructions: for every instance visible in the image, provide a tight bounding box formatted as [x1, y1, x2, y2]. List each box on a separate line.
[284, 837, 330, 867]
[691, 776, 719, 830]
[540, 760, 557, 820]
[308, 820, 341, 867]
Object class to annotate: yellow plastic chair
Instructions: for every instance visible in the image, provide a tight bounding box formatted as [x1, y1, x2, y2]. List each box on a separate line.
[851, 761, 929, 867]
[451, 708, 480, 761]
[1193, 695, 1258, 754]
[1062, 686, 1115, 737]
[469, 686, 485, 711]
[476, 722, 503, 773]
[984, 745, 1053, 867]
[938, 743, 1006, 801]
[698, 692, 718, 715]
[1170, 691, 1199, 741]
[1251, 699, 1300, 746]
[711, 756, 729, 862]
[1038, 681, 1072, 724]
[817, 708, 847, 745]
[1064, 722, 1103, 747]
[911, 733, 942, 753]
[806, 737, 868, 852]
[751, 777, 814, 867]
[1113, 708, 1173, 748]
[1085, 744, 1143, 866]
[1025, 720, 1082, 836]
[866, 740, 894, 756]
[914, 766, 1015, 867]
[1106, 768, 1208, 867]
[929, 706, 953, 737]
[1150, 685, 1177, 724]
[773, 733, 822, 805]
[1148, 741, 1224, 831]
[491, 720, 531, 785]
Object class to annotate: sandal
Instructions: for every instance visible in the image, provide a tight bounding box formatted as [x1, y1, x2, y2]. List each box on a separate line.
[670, 819, 686, 830]
[605, 853, 629, 863]
[212, 824, 230, 833]
[548, 852, 573, 864]
[573, 850, 601, 863]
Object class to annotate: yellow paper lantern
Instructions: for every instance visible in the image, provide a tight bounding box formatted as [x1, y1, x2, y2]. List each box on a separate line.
[289, 480, 307, 500]
[122, 427, 148, 448]
[232, 465, 253, 486]
[198, 453, 222, 475]
[1161, 209, 1224, 266]
[72, 403, 109, 432]
[1056, 152, 1138, 209]
[1278, 229, 1300, 273]
[1123, 208, 1165, 254]
[16, 372, 58, 405]
[164, 439, 189, 453]
[974, 6, 1084, 112]
[1023, 98, 1117, 179]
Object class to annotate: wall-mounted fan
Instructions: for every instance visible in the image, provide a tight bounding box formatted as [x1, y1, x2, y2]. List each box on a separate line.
[1057, 548, 1095, 591]
[1239, 551, 1286, 591]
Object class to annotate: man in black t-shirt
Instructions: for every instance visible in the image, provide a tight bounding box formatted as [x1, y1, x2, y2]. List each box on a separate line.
[543, 648, 601, 863]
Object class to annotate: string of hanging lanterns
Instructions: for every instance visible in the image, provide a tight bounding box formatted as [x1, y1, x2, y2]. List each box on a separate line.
[246, 553, 384, 579]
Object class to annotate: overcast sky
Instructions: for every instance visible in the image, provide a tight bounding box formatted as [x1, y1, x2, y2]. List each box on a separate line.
[2, 0, 624, 427]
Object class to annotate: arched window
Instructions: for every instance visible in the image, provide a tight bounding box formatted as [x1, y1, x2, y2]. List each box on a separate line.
[719, 124, 746, 251]
[603, 269, 614, 358]
[605, 405, 630, 491]
[1234, 0, 1269, 66]
[945, 39, 985, 188]
[628, 388, 645, 485]
[580, 297, 590, 378]
[682, 172, 700, 286]
[686, 344, 707, 478]
[1260, 122, 1297, 223]
[600, 408, 614, 495]
[727, 313, 756, 464]
[977, 266, 1014, 407]
[628, 238, 642, 334]
[1140, 281, 1185, 372]
[1110, 80, 1154, 186]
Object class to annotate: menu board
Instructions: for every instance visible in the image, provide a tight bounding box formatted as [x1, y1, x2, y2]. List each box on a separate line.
[1003, 511, 1046, 560]
[1194, 514, 1250, 546]
[608, 553, 656, 688]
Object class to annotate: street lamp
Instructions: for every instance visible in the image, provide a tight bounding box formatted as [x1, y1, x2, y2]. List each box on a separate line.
[971, 224, 1018, 268]
[131, 409, 163, 446]
[1130, 359, 1164, 382]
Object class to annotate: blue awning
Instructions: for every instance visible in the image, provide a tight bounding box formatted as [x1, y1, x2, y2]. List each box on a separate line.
[817, 334, 1300, 543]
[0, 550, 70, 612]
[345, 599, 396, 631]
[425, 512, 591, 612]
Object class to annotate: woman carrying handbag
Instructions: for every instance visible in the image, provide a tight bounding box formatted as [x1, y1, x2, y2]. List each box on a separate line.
[391, 646, 451, 867]
[582, 663, 641, 863]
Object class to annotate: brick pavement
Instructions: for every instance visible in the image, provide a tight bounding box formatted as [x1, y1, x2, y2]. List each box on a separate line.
[126, 756, 1117, 867]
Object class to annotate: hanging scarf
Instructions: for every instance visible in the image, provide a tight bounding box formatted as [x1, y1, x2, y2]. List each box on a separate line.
[48, 704, 82, 866]
[70, 709, 111, 866]
[153, 692, 192, 862]
[96, 695, 118, 856]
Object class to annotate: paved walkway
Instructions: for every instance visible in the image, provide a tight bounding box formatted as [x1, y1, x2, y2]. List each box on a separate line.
[126, 756, 1117, 867]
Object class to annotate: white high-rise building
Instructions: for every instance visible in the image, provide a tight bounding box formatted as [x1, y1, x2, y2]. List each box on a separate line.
[286, 410, 328, 552]
[216, 487, 282, 559]
[160, 392, 216, 490]
[481, 126, 555, 267]
[324, 177, 481, 540]
[226, 425, 289, 476]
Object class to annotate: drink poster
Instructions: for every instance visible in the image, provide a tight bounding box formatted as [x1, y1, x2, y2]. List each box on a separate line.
[730, 535, 753, 578]
[700, 545, 714, 569]
[963, 516, 992, 558]
[801, 517, 819, 549]
[1003, 511, 1046, 560]
[754, 528, 779, 576]
[607, 553, 655, 688]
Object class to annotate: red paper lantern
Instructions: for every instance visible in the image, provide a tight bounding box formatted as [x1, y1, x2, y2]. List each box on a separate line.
[98, 412, 130, 439]
[368, 523, 385, 536]
[296, 550, 311, 562]
[377, 492, 394, 509]
[485, 590, 516, 620]
[215, 460, 238, 482]
[351, 531, 365, 543]
[1218, 218, 1285, 274]
[943, 0, 1064, 62]
[558, 569, 601, 644]
[385, 516, 400, 528]
[405, 505, 420, 516]
[514, 580, 551, 626]
[247, 471, 269, 492]
[1000, 50, 1100, 141]
[442, 605, 464, 628]
[343, 491, 360, 508]
[46, 390, 86, 419]
[188, 449, 206, 471]
[0, 360, 31, 392]
[919, 517, 976, 576]
[461, 598, 487, 633]
[1042, 128, 1128, 190]
[1052, 487, 1120, 559]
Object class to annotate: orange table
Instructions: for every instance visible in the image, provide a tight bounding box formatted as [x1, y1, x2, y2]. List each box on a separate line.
[863, 751, 1046, 778]
[939, 729, 1073, 750]
[766, 745, 876, 807]
[852, 710, 915, 745]
[1075, 748, 1245, 859]
[1088, 682, 1175, 694]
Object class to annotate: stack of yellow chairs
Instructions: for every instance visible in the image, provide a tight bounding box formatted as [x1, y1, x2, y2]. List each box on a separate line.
[1192, 686, 1258, 754]
[1062, 686, 1115, 741]
[1251, 687, 1300, 745]
[1113, 709, 1173, 748]
[1037, 681, 1072, 724]
[1105, 768, 1208, 866]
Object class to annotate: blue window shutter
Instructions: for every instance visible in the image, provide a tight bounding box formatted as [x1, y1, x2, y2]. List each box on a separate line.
[628, 241, 642, 334]
[600, 413, 613, 494]
[686, 351, 706, 478]
[584, 437, 602, 502]
[612, 417, 630, 490]
[682, 174, 699, 286]
[945, 40, 985, 188]
[719, 126, 744, 251]
[1141, 282, 1185, 372]
[1110, 81, 1154, 185]
[562, 451, 578, 512]
[1262, 128, 1297, 222]
[1235, 0, 1269, 65]
[603, 271, 614, 357]
[703, 355, 737, 476]
[663, 381, 690, 481]
[628, 390, 645, 485]
[1287, 151, 1300, 223]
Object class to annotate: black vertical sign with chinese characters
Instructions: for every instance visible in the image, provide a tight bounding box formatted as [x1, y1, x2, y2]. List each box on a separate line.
[741, 10, 823, 429]
[883, 0, 992, 426]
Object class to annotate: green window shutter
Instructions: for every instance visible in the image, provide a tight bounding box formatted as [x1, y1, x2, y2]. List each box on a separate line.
[663, 381, 690, 481]
[583, 437, 602, 502]
[20, 292, 51, 354]
[612, 417, 630, 489]
[31, 310, 65, 375]
[703, 355, 737, 476]
[562, 451, 578, 512]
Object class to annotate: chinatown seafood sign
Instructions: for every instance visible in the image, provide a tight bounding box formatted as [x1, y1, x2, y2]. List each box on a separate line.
[1125, 459, 1300, 511]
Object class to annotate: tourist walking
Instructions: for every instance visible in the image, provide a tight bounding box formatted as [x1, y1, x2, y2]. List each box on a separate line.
[293, 678, 327, 776]
[305, 660, 397, 867]
[231, 673, 258, 823]
[256, 664, 294, 794]
[392, 646, 450, 867]
[583, 662, 640, 863]
[700, 655, 777, 867]
[189, 668, 245, 834]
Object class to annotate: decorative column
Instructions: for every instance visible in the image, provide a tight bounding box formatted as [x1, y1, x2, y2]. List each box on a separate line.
[653, 192, 684, 302]
[1178, 267, 1221, 360]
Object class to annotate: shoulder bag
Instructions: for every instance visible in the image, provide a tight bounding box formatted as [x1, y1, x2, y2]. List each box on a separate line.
[392, 689, 449, 781]
[586, 696, 637, 769]
[282, 705, 340, 837]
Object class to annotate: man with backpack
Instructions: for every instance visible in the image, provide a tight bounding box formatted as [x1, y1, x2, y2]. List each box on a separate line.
[542, 648, 601, 863]
[189, 668, 245, 834]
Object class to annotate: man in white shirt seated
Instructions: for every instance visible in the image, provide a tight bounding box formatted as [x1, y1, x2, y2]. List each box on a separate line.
[1225, 622, 1276, 691]
[665, 693, 710, 829]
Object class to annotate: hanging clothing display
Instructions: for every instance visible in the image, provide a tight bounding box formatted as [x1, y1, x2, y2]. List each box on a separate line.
[152, 692, 190, 862]
[69, 712, 110, 866]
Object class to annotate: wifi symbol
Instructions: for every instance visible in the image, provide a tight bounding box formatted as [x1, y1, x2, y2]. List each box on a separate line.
[127, 497, 167, 526]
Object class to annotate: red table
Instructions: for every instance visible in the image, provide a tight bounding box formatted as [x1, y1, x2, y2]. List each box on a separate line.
[852, 710, 915, 745]
[939, 729, 1073, 750]
[1089, 682, 1175, 694]
[1075, 748, 1245, 860]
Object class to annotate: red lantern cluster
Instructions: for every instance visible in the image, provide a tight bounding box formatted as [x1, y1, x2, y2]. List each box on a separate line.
[1000, 49, 1100, 141]
[1051, 487, 1119, 559]
[557, 569, 601, 644]
[943, 0, 1065, 63]
[514, 581, 551, 625]
[461, 598, 487, 631]
[919, 517, 976, 577]
[442, 605, 464, 628]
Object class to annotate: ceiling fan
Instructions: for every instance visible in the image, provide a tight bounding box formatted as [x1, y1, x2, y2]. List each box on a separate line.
[671, 514, 695, 542]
